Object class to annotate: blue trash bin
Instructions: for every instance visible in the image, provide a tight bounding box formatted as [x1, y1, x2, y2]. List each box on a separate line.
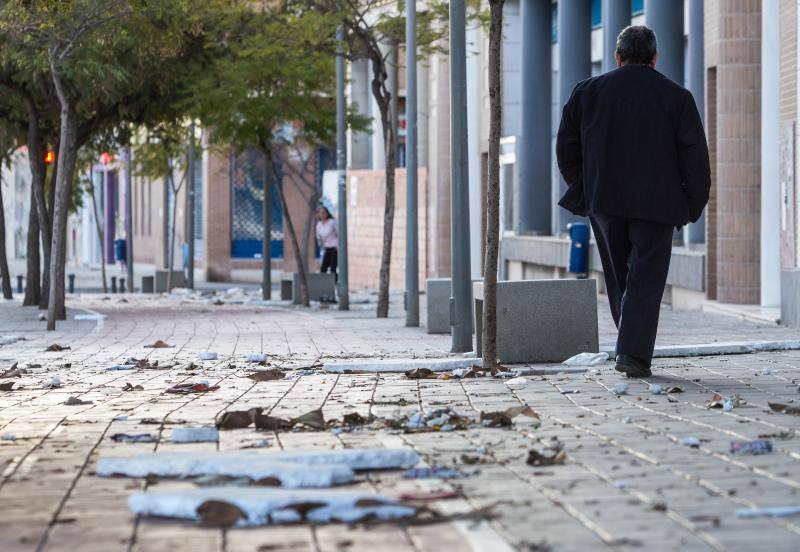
[114, 239, 127, 263]
[568, 222, 590, 278]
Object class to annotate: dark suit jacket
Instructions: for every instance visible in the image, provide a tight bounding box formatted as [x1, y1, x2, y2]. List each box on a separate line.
[555, 65, 711, 227]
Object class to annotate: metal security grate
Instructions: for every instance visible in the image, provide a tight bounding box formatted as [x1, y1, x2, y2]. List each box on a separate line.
[230, 148, 284, 259]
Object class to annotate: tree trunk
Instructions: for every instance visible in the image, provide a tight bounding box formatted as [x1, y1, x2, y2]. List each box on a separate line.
[23, 100, 53, 310]
[0, 171, 13, 299]
[262, 154, 271, 300]
[165, 161, 184, 293]
[89, 179, 107, 294]
[47, 67, 79, 330]
[371, 54, 395, 318]
[41, 152, 57, 308]
[23, 186, 40, 306]
[266, 150, 309, 306]
[482, 0, 504, 370]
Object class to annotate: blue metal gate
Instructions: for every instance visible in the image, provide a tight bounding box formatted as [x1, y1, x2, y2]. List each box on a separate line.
[230, 148, 284, 259]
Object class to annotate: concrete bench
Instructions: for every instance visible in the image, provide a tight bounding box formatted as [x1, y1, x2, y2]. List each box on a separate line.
[473, 279, 599, 363]
[426, 278, 477, 334]
[141, 276, 155, 294]
[280, 272, 336, 304]
[154, 270, 186, 293]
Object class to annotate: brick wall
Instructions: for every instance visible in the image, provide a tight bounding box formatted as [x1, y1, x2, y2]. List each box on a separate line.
[705, 0, 762, 304]
[346, 168, 428, 290]
[204, 147, 232, 281]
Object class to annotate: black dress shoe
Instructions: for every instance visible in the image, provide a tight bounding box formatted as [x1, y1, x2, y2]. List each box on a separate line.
[615, 354, 652, 378]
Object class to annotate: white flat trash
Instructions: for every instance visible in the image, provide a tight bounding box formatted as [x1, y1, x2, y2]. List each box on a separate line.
[563, 352, 609, 366]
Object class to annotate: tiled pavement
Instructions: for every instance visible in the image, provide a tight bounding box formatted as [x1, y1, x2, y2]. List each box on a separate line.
[1, 293, 800, 551]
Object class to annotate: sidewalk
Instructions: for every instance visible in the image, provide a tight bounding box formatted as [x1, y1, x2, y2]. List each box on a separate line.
[0, 293, 799, 551]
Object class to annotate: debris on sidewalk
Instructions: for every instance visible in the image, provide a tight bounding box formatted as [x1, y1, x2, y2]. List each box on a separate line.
[42, 377, 61, 389]
[199, 352, 218, 361]
[75, 313, 105, 321]
[45, 344, 70, 352]
[768, 402, 800, 416]
[706, 393, 745, 410]
[527, 439, 566, 466]
[479, 406, 540, 428]
[649, 384, 663, 395]
[111, 433, 158, 443]
[757, 430, 795, 440]
[0, 365, 25, 378]
[398, 490, 460, 501]
[666, 386, 684, 394]
[171, 427, 219, 443]
[64, 396, 92, 406]
[128, 487, 416, 527]
[0, 381, 15, 391]
[106, 364, 135, 371]
[246, 353, 268, 363]
[688, 514, 721, 527]
[405, 368, 437, 379]
[245, 369, 285, 382]
[293, 409, 326, 430]
[144, 340, 173, 348]
[403, 467, 467, 479]
[122, 382, 144, 391]
[682, 437, 701, 448]
[166, 382, 219, 394]
[505, 377, 528, 390]
[613, 383, 629, 395]
[1, 433, 16, 441]
[730, 440, 773, 455]
[735, 505, 800, 519]
[405, 408, 472, 432]
[563, 352, 609, 366]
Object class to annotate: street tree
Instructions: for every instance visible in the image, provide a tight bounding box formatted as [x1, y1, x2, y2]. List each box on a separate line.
[482, 0, 503, 370]
[0, 126, 16, 299]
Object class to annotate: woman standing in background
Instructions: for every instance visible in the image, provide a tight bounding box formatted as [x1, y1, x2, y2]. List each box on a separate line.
[315, 205, 338, 276]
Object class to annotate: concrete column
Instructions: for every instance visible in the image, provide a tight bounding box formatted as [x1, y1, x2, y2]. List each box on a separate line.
[644, 0, 683, 85]
[557, 0, 592, 234]
[518, 0, 552, 234]
[466, 21, 483, 278]
[349, 60, 371, 169]
[685, 0, 705, 245]
[602, 0, 631, 73]
[761, 0, 780, 307]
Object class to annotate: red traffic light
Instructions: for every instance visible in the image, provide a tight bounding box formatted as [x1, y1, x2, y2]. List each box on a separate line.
[44, 151, 55, 165]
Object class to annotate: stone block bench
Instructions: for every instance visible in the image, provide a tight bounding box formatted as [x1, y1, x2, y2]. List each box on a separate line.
[280, 272, 336, 304]
[426, 278, 478, 334]
[154, 270, 185, 293]
[473, 279, 599, 363]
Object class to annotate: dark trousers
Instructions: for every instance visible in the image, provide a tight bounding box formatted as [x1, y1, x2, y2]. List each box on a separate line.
[589, 214, 673, 365]
[321, 247, 338, 275]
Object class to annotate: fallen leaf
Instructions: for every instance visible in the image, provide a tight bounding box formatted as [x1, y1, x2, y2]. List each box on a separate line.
[526, 449, 567, 466]
[405, 368, 437, 379]
[216, 408, 262, 430]
[292, 409, 326, 430]
[398, 491, 460, 501]
[144, 340, 173, 349]
[768, 402, 800, 415]
[342, 412, 372, 426]
[689, 514, 720, 527]
[480, 405, 540, 427]
[254, 413, 295, 431]
[246, 369, 285, 382]
[166, 383, 219, 394]
[46, 344, 70, 352]
[196, 500, 246, 527]
[64, 396, 92, 406]
[666, 386, 684, 394]
[122, 382, 144, 391]
[0, 381, 15, 391]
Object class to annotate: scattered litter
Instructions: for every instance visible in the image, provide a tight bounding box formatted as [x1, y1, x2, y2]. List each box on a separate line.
[689, 514, 720, 526]
[293, 409, 326, 430]
[527, 439, 566, 466]
[122, 382, 144, 391]
[563, 352, 609, 366]
[217, 409, 261, 430]
[1, 433, 16, 441]
[768, 402, 800, 416]
[404, 467, 466, 480]
[758, 430, 795, 440]
[649, 384, 663, 395]
[505, 377, 528, 390]
[128, 487, 416, 527]
[0, 381, 15, 391]
[613, 480, 631, 489]
[479, 406, 540, 428]
[735, 505, 800, 519]
[730, 440, 773, 455]
[613, 383, 629, 395]
[405, 368, 437, 379]
[75, 313, 104, 321]
[43, 377, 61, 389]
[398, 491, 460, 501]
[64, 396, 92, 406]
[682, 437, 701, 448]
[199, 352, 218, 361]
[106, 364, 134, 371]
[706, 393, 745, 410]
[166, 382, 219, 394]
[622, 416, 633, 424]
[246, 354, 268, 363]
[0, 365, 25, 378]
[171, 427, 219, 443]
[111, 433, 158, 443]
[144, 340, 173, 349]
[666, 386, 684, 394]
[113, 415, 129, 421]
[406, 408, 472, 432]
[246, 369, 285, 382]
[561, 389, 580, 395]
[46, 344, 70, 352]
[761, 367, 772, 376]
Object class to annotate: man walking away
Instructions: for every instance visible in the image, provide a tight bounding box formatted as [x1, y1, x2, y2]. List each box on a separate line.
[555, 26, 710, 378]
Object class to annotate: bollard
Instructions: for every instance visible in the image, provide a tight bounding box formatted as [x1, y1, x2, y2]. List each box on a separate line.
[111, 276, 117, 294]
[16, 275, 22, 294]
[68, 274, 75, 294]
[567, 222, 590, 279]
[120, 278, 126, 293]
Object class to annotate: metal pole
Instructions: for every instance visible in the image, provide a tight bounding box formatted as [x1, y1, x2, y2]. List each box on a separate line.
[405, 0, 419, 327]
[262, 153, 271, 300]
[686, 0, 705, 245]
[449, 0, 473, 352]
[336, 25, 349, 310]
[187, 121, 195, 289]
[125, 147, 134, 291]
